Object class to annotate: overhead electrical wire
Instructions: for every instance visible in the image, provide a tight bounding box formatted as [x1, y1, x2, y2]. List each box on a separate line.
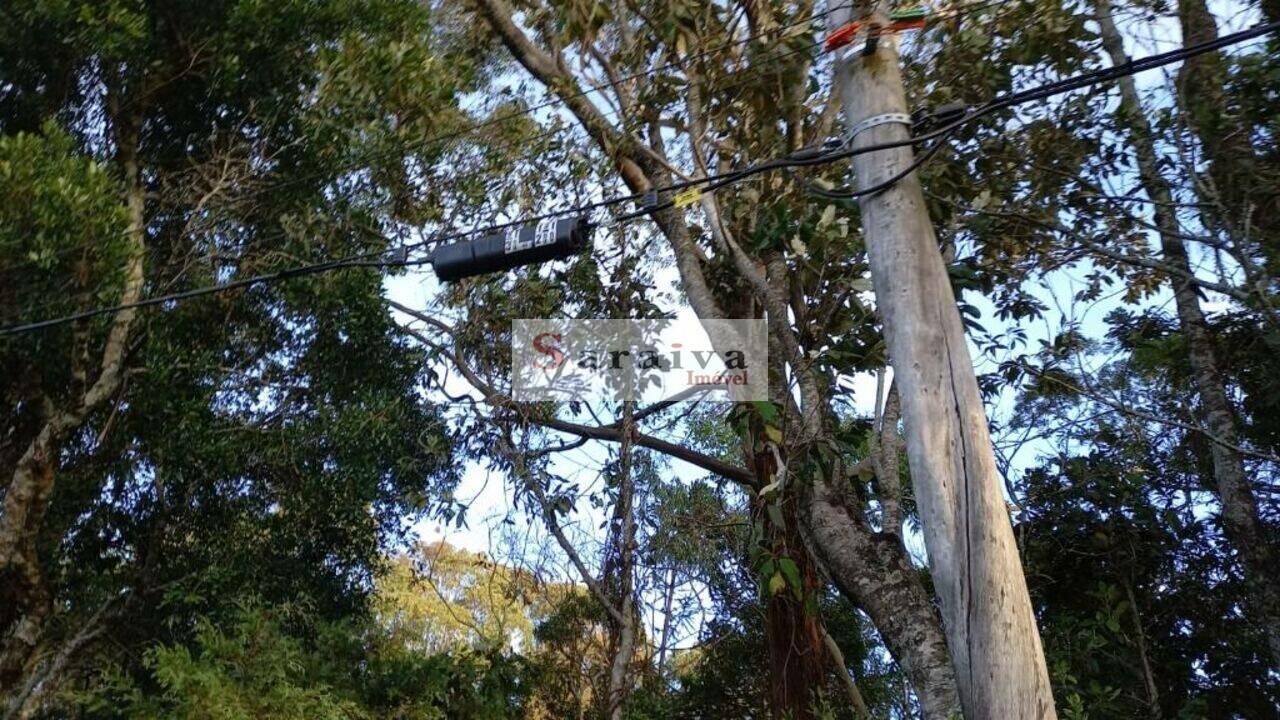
[0, 8, 839, 279]
[804, 125, 964, 200]
[385, 0, 1044, 250]
[487, 1, 1026, 212]
[290, 0, 1019, 203]
[206, 7, 846, 201]
[0, 19, 841, 305]
[240, 0, 1029, 203]
[0, 0, 1021, 278]
[4, 15, 1273, 338]
[614, 16, 1280, 220]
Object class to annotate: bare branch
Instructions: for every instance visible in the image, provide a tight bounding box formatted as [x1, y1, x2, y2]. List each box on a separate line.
[388, 301, 755, 485]
[497, 432, 625, 624]
[1022, 363, 1280, 463]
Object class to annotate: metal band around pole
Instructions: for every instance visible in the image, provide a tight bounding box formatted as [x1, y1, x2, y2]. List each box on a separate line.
[845, 112, 912, 145]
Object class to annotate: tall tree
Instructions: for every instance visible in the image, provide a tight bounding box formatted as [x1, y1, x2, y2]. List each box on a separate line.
[1091, 0, 1280, 668]
[0, 0, 473, 710]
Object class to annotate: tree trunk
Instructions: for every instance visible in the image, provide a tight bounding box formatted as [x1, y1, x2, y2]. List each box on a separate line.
[1122, 579, 1161, 719]
[762, 522, 827, 720]
[606, 401, 638, 720]
[0, 113, 146, 690]
[469, 0, 983, 710]
[656, 566, 677, 677]
[802, 473, 961, 720]
[871, 378, 903, 534]
[4, 592, 118, 719]
[763, 505, 827, 718]
[1175, 0, 1279, 249]
[751, 427, 828, 719]
[606, 578, 637, 720]
[1095, 0, 1280, 668]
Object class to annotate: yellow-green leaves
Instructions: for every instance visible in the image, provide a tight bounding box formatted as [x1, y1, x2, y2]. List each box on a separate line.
[760, 556, 804, 600]
[0, 125, 129, 326]
[768, 571, 788, 596]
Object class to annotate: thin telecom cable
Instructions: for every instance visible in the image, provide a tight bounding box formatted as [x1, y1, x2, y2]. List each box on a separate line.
[804, 125, 964, 200]
[209, 7, 846, 201]
[324, 0, 1040, 195]
[618, 16, 1280, 221]
[0, 20, 838, 285]
[5, 14, 1272, 337]
[418, 1, 1042, 238]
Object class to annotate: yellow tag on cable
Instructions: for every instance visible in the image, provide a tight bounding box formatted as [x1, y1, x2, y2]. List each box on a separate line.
[673, 188, 702, 208]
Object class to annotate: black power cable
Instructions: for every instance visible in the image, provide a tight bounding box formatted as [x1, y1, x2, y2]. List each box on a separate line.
[0, 0, 1025, 279]
[804, 126, 963, 200]
[612, 17, 1280, 222]
[0, 7, 845, 279]
[0, 255, 403, 336]
[3, 17, 1276, 337]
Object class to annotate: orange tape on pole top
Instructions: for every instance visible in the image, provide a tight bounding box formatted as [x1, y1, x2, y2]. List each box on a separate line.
[823, 11, 928, 53]
[823, 21, 864, 52]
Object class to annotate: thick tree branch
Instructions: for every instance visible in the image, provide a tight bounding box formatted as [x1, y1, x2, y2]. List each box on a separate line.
[537, 415, 754, 485]
[0, 110, 149, 684]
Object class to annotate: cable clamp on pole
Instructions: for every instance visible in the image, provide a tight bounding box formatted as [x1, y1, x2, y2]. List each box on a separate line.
[845, 113, 912, 145]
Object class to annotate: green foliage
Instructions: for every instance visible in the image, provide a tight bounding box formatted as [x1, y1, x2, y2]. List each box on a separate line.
[3, 0, 1279, 718]
[0, 125, 129, 370]
[81, 603, 524, 720]
[88, 608, 368, 720]
[375, 542, 541, 654]
[1019, 427, 1280, 717]
[0, 125, 126, 277]
[0, 0, 482, 712]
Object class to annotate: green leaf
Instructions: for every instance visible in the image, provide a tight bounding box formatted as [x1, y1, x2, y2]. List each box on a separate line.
[777, 558, 802, 596]
[751, 400, 781, 427]
[768, 572, 787, 596]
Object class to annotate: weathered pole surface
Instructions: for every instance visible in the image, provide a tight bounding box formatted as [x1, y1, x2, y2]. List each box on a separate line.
[827, 2, 1057, 716]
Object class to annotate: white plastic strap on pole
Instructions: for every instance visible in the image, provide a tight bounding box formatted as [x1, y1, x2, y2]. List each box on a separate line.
[846, 112, 912, 145]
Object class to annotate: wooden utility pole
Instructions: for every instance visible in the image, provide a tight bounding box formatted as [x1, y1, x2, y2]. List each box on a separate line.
[827, 2, 1057, 717]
